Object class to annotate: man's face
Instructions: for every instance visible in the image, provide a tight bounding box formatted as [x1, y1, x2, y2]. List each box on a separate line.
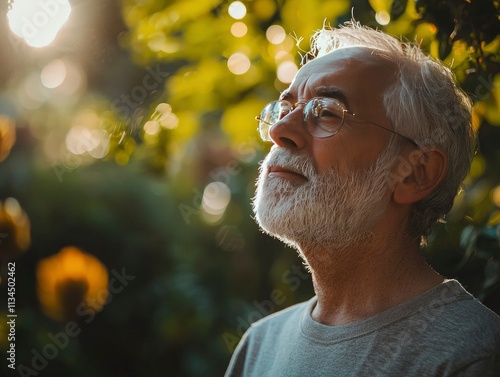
[253, 47, 399, 251]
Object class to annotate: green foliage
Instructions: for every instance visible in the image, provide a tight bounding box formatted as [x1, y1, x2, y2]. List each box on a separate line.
[416, 0, 500, 60]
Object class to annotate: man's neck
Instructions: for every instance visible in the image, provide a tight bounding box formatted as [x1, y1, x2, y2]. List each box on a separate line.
[300, 236, 443, 326]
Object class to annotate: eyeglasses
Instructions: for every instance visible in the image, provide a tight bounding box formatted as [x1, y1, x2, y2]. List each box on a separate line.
[256, 97, 419, 148]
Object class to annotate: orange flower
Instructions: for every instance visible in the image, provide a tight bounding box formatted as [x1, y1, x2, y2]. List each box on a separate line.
[36, 246, 108, 321]
[0, 115, 16, 163]
[0, 198, 30, 262]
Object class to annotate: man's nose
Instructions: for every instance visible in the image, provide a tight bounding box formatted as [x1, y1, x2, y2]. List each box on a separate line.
[268, 108, 308, 150]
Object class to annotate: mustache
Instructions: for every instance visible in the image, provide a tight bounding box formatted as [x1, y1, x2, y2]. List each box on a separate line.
[260, 148, 318, 179]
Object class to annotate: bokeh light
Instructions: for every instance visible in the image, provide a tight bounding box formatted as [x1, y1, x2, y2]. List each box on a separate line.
[277, 61, 298, 84]
[18, 60, 85, 112]
[266, 25, 286, 45]
[87, 130, 110, 159]
[144, 120, 160, 136]
[157, 103, 179, 129]
[228, 1, 247, 20]
[375, 11, 391, 25]
[227, 52, 251, 75]
[7, 0, 72, 47]
[65, 125, 110, 158]
[57, 60, 85, 95]
[201, 182, 231, 224]
[66, 126, 97, 155]
[41, 59, 67, 89]
[230, 21, 248, 38]
[149, 103, 179, 130]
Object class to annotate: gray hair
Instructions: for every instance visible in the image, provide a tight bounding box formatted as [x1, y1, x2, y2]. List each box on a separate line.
[308, 21, 477, 243]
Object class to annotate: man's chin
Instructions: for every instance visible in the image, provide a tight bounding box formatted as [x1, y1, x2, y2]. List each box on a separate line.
[255, 201, 378, 250]
[255, 217, 301, 248]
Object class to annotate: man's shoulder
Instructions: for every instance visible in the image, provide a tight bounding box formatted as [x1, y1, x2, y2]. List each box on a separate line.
[247, 297, 313, 335]
[426, 281, 500, 331]
[411, 281, 500, 357]
[430, 293, 500, 341]
[254, 297, 311, 324]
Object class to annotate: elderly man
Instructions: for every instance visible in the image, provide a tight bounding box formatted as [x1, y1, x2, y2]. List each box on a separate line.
[225, 22, 500, 377]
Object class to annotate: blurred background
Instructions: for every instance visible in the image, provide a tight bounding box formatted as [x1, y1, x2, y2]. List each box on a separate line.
[0, 0, 499, 376]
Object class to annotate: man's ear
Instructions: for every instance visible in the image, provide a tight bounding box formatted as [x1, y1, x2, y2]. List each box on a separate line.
[392, 147, 447, 205]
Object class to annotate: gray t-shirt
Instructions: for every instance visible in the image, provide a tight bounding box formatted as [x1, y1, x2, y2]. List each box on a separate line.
[225, 280, 500, 377]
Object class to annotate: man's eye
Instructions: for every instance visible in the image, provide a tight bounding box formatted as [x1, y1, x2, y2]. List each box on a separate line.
[316, 107, 341, 119]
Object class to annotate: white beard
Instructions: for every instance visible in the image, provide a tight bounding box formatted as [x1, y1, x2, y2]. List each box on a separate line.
[252, 147, 396, 251]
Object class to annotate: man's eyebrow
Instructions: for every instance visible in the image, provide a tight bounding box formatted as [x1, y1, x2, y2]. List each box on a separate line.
[279, 87, 350, 108]
[315, 86, 350, 108]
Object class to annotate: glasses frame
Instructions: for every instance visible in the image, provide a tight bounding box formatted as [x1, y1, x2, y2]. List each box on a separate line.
[256, 97, 420, 149]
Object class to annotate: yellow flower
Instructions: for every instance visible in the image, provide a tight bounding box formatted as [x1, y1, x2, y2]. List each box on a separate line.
[0, 198, 30, 262]
[0, 115, 16, 163]
[36, 247, 108, 321]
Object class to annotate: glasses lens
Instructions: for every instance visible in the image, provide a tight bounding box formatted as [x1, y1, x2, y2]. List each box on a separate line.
[258, 101, 292, 141]
[258, 120, 271, 141]
[304, 98, 345, 138]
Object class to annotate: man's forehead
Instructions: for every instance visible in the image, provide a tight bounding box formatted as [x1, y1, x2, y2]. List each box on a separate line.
[282, 46, 397, 99]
